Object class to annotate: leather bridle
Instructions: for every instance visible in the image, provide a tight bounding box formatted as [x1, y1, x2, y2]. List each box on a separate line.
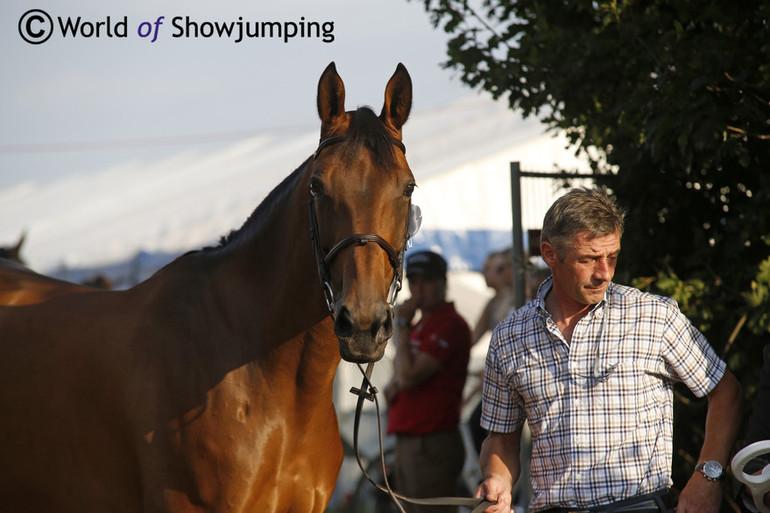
[310, 135, 494, 513]
[309, 135, 410, 315]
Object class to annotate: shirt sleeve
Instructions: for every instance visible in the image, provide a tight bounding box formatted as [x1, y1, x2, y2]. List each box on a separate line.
[418, 331, 452, 364]
[480, 323, 526, 433]
[660, 299, 726, 398]
[418, 316, 466, 365]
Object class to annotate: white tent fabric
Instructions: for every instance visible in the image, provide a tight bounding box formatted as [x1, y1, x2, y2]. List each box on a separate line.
[0, 92, 589, 276]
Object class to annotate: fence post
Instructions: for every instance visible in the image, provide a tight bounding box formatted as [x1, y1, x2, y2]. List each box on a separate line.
[510, 162, 527, 309]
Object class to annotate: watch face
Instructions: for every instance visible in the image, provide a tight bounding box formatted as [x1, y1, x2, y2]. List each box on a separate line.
[703, 461, 722, 478]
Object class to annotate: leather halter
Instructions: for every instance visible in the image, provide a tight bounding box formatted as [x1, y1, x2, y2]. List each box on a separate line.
[309, 135, 409, 315]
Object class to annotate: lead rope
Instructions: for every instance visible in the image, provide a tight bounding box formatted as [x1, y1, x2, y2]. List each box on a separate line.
[350, 363, 495, 513]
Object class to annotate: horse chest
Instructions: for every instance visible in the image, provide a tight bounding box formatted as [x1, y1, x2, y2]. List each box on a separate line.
[147, 369, 342, 513]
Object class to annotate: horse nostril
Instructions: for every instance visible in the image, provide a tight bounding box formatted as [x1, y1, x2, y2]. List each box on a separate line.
[334, 306, 354, 339]
[378, 310, 393, 339]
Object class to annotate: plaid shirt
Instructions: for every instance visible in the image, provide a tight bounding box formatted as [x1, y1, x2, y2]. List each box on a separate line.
[480, 277, 726, 511]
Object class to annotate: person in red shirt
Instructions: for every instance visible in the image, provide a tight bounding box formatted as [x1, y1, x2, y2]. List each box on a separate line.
[385, 250, 472, 513]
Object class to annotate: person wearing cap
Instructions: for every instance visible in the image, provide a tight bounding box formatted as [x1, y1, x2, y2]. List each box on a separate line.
[385, 250, 472, 513]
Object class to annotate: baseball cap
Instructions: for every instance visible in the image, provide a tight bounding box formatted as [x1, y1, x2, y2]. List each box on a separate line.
[406, 251, 447, 280]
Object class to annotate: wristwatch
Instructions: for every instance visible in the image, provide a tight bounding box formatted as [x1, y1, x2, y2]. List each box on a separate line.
[695, 460, 723, 481]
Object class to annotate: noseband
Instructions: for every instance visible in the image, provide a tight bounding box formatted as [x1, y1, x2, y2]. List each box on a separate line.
[309, 135, 409, 315]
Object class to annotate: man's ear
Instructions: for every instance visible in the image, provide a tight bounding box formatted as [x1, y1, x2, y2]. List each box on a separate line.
[541, 242, 557, 267]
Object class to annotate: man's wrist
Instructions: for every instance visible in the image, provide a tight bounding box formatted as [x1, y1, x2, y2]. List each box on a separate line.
[695, 460, 724, 481]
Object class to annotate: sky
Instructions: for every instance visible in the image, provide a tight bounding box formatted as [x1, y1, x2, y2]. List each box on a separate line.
[1, 0, 474, 189]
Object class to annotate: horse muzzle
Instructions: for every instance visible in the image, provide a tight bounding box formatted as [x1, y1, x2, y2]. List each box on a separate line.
[333, 302, 392, 363]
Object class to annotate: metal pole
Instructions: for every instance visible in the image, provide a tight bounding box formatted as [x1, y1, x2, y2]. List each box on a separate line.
[510, 162, 526, 309]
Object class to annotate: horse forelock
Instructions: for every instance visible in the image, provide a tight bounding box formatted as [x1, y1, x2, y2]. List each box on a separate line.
[338, 107, 402, 170]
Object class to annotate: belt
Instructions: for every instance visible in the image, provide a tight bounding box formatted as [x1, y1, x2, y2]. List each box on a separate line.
[540, 489, 675, 513]
[542, 500, 660, 513]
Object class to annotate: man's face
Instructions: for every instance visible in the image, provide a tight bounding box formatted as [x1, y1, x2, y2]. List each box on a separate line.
[542, 230, 621, 307]
[482, 257, 498, 288]
[482, 255, 509, 289]
[407, 274, 445, 312]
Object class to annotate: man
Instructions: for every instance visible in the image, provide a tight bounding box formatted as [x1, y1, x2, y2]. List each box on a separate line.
[385, 250, 472, 513]
[475, 188, 742, 513]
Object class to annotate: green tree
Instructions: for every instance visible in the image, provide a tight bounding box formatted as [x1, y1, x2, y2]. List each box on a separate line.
[415, 0, 770, 507]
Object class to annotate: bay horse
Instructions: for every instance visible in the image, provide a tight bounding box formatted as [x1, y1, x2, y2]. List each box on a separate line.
[0, 62, 416, 513]
[0, 232, 94, 305]
[0, 263, 94, 305]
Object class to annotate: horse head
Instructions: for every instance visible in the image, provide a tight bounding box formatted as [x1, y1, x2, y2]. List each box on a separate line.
[309, 62, 417, 363]
[0, 231, 27, 265]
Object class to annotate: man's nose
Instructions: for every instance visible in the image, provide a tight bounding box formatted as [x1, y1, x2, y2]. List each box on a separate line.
[594, 259, 613, 281]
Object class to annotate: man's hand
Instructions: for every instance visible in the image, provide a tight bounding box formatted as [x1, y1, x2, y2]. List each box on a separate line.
[394, 298, 418, 324]
[676, 473, 721, 513]
[474, 476, 511, 513]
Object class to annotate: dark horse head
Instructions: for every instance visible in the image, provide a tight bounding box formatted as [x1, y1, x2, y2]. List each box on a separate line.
[0, 232, 26, 265]
[309, 62, 416, 363]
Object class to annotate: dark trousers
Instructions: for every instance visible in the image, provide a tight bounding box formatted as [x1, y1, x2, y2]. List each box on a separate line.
[393, 428, 466, 513]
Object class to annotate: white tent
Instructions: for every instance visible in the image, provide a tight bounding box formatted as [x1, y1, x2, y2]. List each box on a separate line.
[0, 92, 589, 276]
[405, 93, 592, 271]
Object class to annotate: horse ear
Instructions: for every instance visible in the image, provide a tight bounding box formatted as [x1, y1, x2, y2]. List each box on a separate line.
[317, 62, 346, 136]
[14, 231, 26, 252]
[380, 63, 412, 136]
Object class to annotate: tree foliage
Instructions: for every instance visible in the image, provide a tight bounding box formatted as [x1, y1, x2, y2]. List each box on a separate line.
[415, 0, 770, 505]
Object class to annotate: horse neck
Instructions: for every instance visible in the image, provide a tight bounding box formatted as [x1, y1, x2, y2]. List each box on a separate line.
[205, 162, 339, 374]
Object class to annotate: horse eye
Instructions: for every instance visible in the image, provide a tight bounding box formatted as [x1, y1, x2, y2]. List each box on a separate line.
[310, 179, 324, 197]
[404, 183, 416, 198]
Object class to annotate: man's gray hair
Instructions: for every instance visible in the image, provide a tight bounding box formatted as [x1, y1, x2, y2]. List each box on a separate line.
[540, 187, 626, 256]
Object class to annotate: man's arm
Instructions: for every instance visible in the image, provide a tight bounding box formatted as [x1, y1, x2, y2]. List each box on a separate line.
[392, 322, 442, 389]
[677, 368, 743, 513]
[475, 429, 522, 513]
[385, 299, 443, 400]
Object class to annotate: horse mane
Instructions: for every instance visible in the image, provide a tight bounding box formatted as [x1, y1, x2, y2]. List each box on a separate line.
[191, 106, 400, 257]
[199, 159, 309, 255]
